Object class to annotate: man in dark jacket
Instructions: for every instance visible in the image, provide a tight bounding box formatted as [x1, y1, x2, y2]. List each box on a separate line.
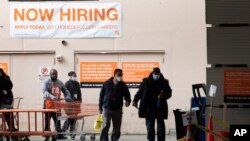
[133, 67, 172, 141]
[0, 68, 17, 132]
[63, 71, 82, 139]
[99, 68, 131, 141]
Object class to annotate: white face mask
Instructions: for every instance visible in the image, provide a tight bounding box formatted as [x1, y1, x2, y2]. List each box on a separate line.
[153, 74, 160, 81]
[71, 77, 77, 81]
[116, 76, 122, 82]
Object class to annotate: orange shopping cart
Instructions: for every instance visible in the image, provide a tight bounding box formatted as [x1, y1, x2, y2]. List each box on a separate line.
[53, 100, 99, 141]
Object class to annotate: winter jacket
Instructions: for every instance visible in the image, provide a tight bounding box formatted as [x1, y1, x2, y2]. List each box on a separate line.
[133, 73, 172, 119]
[65, 79, 82, 102]
[0, 71, 14, 106]
[99, 77, 131, 112]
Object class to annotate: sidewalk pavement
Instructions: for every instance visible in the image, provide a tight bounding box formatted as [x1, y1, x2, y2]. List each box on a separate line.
[26, 134, 177, 141]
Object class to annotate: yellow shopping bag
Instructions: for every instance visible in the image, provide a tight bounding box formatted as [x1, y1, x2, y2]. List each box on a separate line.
[94, 114, 103, 131]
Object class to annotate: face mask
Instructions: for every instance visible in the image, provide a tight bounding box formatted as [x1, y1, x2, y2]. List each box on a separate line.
[116, 76, 122, 82]
[153, 74, 160, 81]
[51, 77, 57, 82]
[71, 77, 77, 81]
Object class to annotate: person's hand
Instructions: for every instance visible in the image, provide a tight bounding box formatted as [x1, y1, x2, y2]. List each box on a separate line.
[51, 95, 57, 100]
[99, 110, 103, 114]
[158, 90, 164, 99]
[65, 95, 73, 102]
[0, 68, 3, 76]
[125, 101, 130, 107]
[132, 102, 138, 108]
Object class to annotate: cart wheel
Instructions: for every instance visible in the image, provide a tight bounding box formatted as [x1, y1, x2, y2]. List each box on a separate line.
[80, 135, 85, 141]
[90, 135, 96, 141]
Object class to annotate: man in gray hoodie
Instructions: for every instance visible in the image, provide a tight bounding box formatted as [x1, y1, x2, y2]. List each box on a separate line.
[42, 69, 72, 141]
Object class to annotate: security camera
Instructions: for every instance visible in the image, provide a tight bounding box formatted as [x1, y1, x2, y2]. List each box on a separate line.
[61, 40, 67, 46]
[55, 54, 63, 62]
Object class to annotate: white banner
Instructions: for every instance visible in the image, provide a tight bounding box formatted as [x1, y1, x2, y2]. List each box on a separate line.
[10, 2, 122, 38]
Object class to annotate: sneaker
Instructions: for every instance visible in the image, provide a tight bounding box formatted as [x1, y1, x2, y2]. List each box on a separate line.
[71, 134, 76, 140]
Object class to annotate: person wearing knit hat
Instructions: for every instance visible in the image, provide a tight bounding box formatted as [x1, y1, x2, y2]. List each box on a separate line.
[133, 67, 172, 141]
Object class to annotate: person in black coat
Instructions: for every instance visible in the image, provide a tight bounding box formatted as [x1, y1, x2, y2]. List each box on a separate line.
[99, 68, 131, 141]
[0, 68, 17, 131]
[63, 71, 82, 139]
[133, 67, 172, 141]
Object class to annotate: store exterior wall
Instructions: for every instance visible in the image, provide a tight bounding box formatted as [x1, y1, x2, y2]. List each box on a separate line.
[0, 0, 206, 133]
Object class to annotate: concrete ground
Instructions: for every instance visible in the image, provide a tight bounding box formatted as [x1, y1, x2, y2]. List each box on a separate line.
[27, 134, 177, 141]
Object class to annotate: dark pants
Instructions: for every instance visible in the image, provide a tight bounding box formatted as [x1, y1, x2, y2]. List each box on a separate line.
[0, 105, 16, 130]
[63, 118, 76, 132]
[44, 112, 61, 131]
[146, 116, 165, 141]
[100, 108, 123, 141]
[43, 101, 61, 132]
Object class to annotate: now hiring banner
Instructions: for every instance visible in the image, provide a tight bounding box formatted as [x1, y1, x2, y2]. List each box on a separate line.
[10, 2, 122, 38]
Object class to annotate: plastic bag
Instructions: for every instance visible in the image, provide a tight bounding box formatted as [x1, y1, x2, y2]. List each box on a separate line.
[94, 114, 103, 131]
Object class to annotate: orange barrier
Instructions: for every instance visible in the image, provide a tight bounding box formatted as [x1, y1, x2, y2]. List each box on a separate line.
[0, 109, 58, 138]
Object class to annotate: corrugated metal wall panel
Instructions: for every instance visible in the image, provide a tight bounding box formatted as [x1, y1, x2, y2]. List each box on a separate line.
[207, 27, 250, 64]
[206, 67, 250, 132]
[206, 0, 250, 24]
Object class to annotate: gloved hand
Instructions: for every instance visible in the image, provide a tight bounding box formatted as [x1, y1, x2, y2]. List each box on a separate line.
[65, 95, 73, 102]
[51, 95, 58, 100]
[132, 102, 138, 108]
[125, 101, 130, 107]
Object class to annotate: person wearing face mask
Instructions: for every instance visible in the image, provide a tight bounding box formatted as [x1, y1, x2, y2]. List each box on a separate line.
[42, 69, 72, 141]
[133, 67, 172, 141]
[99, 68, 131, 141]
[62, 71, 82, 139]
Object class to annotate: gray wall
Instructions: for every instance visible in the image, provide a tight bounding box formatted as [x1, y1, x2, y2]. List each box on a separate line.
[206, 0, 250, 133]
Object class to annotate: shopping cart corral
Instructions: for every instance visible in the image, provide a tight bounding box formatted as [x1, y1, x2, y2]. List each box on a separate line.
[53, 101, 99, 141]
[0, 109, 58, 141]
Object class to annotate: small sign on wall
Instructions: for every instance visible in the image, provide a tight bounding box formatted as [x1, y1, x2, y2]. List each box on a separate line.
[224, 69, 250, 103]
[80, 62, 118, 88]
[79, 62, 160, 88]
[122, 62, 160, 88]
[0, 63, 8, 75]
[38, 66, 51, 83]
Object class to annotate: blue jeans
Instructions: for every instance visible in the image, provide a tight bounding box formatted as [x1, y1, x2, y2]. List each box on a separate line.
[100, 108, 123, 141]
[146, 117, 165, 141]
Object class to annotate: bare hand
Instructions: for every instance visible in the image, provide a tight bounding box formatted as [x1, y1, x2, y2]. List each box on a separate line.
[99, 110, 103, 114]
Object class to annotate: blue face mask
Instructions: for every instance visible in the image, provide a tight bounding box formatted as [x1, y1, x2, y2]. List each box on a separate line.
[153, 74, 160, 81]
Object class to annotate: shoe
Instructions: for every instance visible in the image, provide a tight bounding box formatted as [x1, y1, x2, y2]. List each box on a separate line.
[71, 134, 76, 140]
[57, 134, 67, 140]
[12, 128, 18, 132]
[9, 127, 18, 131]
[44, 137, 50, 141]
